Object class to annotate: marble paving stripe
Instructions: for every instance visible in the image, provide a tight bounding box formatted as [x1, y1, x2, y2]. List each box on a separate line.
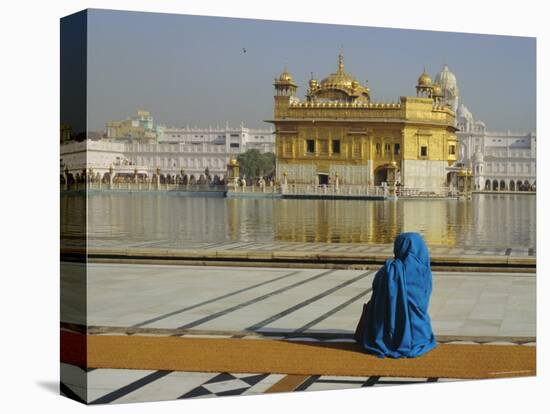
[90, 370, 172, 404]
[225, 242, 259, 250]
[202, 241, 236, 249]
[294, 375, 321, 391]
[133, 270, 302, 328]
[294, 287, 373, 333]
[247, 271, 375, 331]
[362, 376, 380, 386]
[176, 270, 336, 330]
[209, 242, 248, 250]
[330, 245, 357, 252]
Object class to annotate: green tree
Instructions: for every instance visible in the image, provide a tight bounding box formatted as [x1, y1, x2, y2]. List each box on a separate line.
[236, 149, 275, 178]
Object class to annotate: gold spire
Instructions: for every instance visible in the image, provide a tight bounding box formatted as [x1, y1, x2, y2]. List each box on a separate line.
[338, 53, 344, 72]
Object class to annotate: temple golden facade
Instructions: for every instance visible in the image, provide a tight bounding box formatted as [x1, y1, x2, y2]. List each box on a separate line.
[267, 55, 458, 188]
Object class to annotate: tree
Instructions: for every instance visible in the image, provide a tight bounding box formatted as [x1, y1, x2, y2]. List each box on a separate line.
[236, 150, 275, 178]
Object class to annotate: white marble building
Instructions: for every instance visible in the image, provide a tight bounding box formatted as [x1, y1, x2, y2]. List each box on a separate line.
[433, 65, 536, 191]
[61, 122, 275, 183]
[160, 123, 275, 154]
[61, 139, 230, 183]
[455, 104, 536, 191]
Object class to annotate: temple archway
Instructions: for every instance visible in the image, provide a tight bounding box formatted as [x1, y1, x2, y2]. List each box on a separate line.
[500, 180, 506, 191]
[492, 180, 498, 191]
[374, 166, 388, 186]
[485, 180, 491, 190]
[509, 180, 515, 191]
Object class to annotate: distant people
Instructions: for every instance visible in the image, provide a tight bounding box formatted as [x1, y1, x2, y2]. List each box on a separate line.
[354, 232, 437, 358]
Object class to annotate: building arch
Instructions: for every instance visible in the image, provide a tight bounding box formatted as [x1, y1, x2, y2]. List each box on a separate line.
[485, 179, 491, 190]
[492, 179, 498, 191]
[373, 165, 400, 186]
[509, 180, 515, 191]
[500, 180, 506, 191]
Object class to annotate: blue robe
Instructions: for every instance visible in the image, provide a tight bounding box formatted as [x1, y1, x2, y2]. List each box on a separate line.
[354, 232, 437, 358]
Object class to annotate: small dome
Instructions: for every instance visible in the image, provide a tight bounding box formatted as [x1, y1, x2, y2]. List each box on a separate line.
[278, 68, 294, 83]
[309, 78, 318, 88]
[432, 82, 443, 96]
[417, 71, 432, 87]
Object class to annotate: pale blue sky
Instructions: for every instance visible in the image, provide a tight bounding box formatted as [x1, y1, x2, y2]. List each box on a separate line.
[87, 9, 536, 132]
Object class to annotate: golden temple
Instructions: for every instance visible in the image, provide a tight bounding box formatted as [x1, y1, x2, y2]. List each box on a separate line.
[267, 54, 458, 188]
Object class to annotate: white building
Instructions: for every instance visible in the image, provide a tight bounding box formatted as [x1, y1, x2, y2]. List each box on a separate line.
[455, 104, 536, 191]
[61, 139, 232, 183]
[60, 119, 276, 183]
[433, 65, 536, 191]
[160, 123, 275, 154]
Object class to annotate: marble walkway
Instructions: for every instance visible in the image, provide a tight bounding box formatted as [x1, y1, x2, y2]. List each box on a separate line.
[62, 262, 536, 338]
[60, 262, 536, 404]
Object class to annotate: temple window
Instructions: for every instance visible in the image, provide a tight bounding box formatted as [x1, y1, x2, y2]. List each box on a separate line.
[449, 145, 456, 155]
[420, 146, 428, 157]
[332, 140, 341, 154]
[394, 143, 401, 155]
[307, 139, 315, 154]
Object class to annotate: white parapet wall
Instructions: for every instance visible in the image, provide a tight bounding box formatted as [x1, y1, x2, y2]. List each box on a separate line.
[402, 160, 448, 188]
[276, 162, 316, 183]
[329, 163, 371, 185]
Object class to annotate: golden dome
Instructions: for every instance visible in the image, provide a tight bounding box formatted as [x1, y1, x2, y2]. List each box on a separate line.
[309, 54, 370, 102]
[417, 70, 432, 87]
[432, 82, 443, 96]
[309, 78, 318, 89]
[319, 54, 358, 89]
[228, 158, 239, 166]
[278, 68, 294, 83]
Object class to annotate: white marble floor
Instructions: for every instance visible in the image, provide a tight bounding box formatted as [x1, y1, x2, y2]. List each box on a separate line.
[61, 262, 536, 338]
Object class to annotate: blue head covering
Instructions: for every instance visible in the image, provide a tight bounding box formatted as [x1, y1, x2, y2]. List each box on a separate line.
[355, 232, 437, 358]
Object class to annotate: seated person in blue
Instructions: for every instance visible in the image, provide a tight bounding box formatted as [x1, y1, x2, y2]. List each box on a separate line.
[354, 232, 437, 358]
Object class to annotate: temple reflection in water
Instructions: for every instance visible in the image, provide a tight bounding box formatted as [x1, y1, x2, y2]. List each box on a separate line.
[61, 194, 536, 249]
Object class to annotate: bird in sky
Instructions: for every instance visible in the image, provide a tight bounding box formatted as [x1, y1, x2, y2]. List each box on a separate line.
[242, 48, 247, 53]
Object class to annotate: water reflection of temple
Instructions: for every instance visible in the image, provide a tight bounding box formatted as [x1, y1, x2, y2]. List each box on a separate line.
[270, 200, 461, 246]
[68, 195, 535, 249]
